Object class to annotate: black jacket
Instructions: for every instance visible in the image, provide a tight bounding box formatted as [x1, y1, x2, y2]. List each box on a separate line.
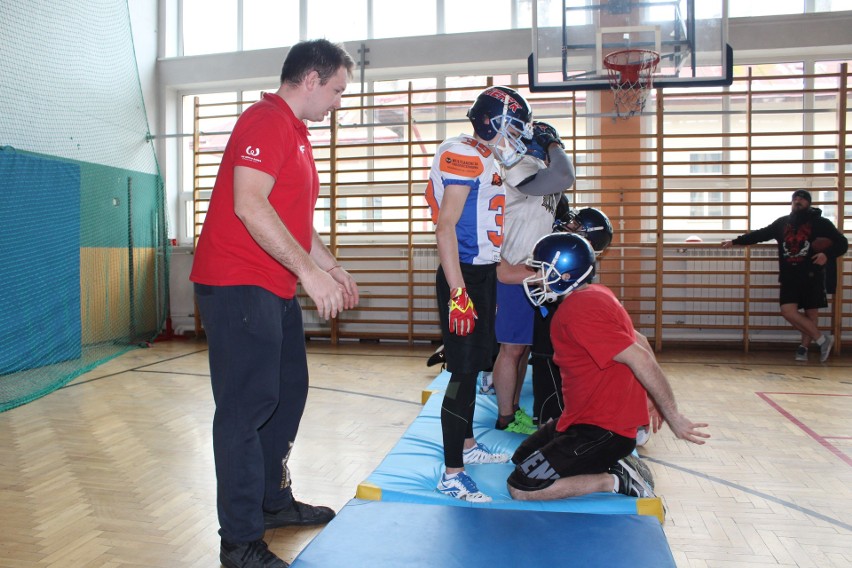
[732, 207, 847, 284]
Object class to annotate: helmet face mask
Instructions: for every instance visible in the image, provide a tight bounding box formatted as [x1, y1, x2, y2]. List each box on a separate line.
[553, 207, 613, 254]
[467, 86, 533, 167]
[523, 233, 596, 306]
[489, 113, 534, 167]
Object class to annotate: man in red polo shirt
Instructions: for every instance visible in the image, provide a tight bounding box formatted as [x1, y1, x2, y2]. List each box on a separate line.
[507, 233, 708, 502]
[191, 39, 358, 568]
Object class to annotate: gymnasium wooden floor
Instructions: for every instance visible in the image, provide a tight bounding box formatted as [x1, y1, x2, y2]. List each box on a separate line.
[1, 339, 850, 567]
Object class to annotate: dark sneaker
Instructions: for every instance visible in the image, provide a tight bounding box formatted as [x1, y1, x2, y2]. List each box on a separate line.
[220, 539, 289, 568]
[819, 335, 834, 363]
[623, 453, 655, 491]
[263, 501, 335, 528]
[795, 345, 808, 362]
[609, 459, 655, 498]
[427, 344, 446, 367]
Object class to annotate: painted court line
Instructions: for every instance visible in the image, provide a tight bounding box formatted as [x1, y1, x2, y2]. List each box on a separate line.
[756, 391, 852, 468]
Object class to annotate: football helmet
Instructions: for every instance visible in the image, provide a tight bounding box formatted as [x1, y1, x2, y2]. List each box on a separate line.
[553, 207, 613, 254]
[467, 86, 533, 167]
[553, 193, 572, 226]
[524, 136, 547, 162]
[524, 121, 563, 161]
[523, 233, 596, 306]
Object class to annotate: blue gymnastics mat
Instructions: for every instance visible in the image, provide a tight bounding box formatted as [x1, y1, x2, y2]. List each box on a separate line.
[290, 499, 676, 568]
[358, 370, 664, 521]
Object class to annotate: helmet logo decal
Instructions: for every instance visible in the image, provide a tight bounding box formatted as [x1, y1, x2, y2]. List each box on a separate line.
[483, 87, 521, 111]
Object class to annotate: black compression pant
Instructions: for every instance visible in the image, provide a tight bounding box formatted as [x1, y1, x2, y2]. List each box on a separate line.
[440, 371, 478, 468]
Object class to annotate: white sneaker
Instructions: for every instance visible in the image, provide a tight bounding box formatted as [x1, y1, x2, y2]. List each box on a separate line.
[436, 471, 492, 502]
[462, 442, 510, 464]
[479, 371, 495, 394]
[636, 425, 651, 447]
[819, 335, 834, 363]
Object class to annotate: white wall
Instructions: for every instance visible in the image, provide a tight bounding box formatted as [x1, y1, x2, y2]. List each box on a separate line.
[128, 0, 159, 132]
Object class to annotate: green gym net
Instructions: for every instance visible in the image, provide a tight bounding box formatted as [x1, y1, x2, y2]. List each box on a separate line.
[0, 1, 168, 412]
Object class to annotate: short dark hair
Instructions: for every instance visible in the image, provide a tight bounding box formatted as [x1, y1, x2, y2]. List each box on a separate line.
[280, 39, 354, 86]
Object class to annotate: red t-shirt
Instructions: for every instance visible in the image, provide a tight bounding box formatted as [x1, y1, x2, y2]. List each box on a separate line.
[190, 93, 319, 299]
[552, 284, 649, 438]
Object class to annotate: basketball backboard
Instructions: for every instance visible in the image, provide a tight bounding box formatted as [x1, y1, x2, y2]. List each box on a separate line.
[528, 0, 732, 91]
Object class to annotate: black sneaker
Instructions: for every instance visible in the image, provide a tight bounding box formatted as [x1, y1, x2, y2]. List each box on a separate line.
[220, 539, 289, 568]
[426, 344, 446, 367]
[263, 500, 336, 528]
[609, 459, 655, 498]
[623, 453, 655, 491]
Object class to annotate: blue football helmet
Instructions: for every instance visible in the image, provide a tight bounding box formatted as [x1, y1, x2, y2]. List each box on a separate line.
[524, 137, 547, 162]
[467, 86, 533, 167]
[553, 207, 613, 254]
[524, 121, 562, 162]
[523, 233, 596, 306]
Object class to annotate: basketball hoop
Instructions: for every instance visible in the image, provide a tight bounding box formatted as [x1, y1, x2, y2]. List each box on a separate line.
[603, 49, 660, 119]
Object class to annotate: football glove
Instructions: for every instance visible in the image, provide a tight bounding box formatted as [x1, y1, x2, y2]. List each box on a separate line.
[448, 287, 477, 336]
[532, 121, 564, 151]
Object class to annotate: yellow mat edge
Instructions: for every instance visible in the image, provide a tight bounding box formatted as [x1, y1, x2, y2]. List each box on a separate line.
[420, 389, 439, 405]
[636, 496, 666, 524]
[355, 481, 382, 501]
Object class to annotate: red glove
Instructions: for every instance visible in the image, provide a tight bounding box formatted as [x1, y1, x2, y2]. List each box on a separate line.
[448, 287, 478, 336]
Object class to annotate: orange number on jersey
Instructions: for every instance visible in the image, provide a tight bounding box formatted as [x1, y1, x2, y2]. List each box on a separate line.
[424, 180, 440, 224]
[487, 194, 505, 247]
[460, 136, 492, 159]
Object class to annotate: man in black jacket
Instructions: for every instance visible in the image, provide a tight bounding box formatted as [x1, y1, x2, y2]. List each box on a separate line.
[722, 189, 847, 362]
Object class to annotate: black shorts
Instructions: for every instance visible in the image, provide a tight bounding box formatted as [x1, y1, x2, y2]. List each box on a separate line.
[436, 263, 497, 374]
[779, 268, 827, 310]
[507, 422, 635, 493]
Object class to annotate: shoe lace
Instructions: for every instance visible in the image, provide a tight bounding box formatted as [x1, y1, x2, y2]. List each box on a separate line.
[455, 472, 479, 493]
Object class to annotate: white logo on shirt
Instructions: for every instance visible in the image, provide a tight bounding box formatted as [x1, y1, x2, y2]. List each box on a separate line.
[299, 145, 306, 153]
[241, 145, 262, 163]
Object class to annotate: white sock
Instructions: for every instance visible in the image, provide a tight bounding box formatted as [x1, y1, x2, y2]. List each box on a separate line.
[611, 474, 620, 493]
[815, 335, 826, 346]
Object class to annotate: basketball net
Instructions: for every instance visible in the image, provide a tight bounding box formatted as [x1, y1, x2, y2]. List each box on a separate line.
[603, 49, 660, 119]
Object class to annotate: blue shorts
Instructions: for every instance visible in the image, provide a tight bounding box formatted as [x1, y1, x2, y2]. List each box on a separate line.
[496, 282, 535, 345]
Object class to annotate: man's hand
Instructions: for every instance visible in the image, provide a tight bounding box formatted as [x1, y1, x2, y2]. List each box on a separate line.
[300, 268, 346, 320]
[448, 287, 477, 336]
[327, 266, 360, 309]
[721, 240, 733, 249]
[664, 412, 710, 445]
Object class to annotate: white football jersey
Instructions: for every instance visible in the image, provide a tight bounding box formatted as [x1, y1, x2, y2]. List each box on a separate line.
[425, 135, 505, 265]
[501, 155, 562, 265]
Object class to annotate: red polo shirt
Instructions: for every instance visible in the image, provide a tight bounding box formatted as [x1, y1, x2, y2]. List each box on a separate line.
[191, 93, 320, 299]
